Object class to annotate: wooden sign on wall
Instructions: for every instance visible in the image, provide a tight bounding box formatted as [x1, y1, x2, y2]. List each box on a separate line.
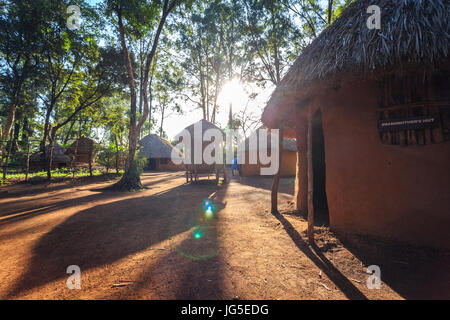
[378, 115, 440, 132]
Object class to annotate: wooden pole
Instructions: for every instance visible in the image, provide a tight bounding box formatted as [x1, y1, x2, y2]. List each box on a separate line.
[3, 131, 13, 182]
[72, 140, 79, 179]
[271, 128, 284, 213]
[88, 143, 93, 177]
[307, 105, 314, 244]
[25, 142, 31, 182]
[294, 120, 308, 214]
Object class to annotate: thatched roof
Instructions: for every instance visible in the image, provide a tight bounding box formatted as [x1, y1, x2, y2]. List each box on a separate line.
[182, 119, 224, 136]
[240, 128, 297, 152]
[263, 0, 450, 127]
[65, 136, 99, 155]
[138, 134, 182, 159]
[30, 143, 71, 163]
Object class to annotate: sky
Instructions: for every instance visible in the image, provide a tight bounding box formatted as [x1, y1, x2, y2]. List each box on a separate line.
[164, 81, 274, 140]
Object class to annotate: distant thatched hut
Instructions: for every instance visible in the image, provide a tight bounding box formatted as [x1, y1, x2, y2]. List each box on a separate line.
[181, 119, 227, 183]
[240, 128, 297, 177]
[30, 143, 70, 170]
[138, 134, 184, 171]
[262, 0, 450, 248]
[65, 136, 99, 165]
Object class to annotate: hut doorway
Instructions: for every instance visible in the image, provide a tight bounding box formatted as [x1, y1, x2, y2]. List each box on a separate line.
[147, 158, 157, 171]
[312, 109, 329, 225]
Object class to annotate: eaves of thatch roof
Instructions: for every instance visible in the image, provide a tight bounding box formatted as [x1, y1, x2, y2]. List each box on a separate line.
[30, 143, 71, 163]
[138, 134, 182, 159]
[65, 136, 99, 155]
[240, 128, 297, 152]
[263, 0, 450, 127]
[182, 119, 224, 136]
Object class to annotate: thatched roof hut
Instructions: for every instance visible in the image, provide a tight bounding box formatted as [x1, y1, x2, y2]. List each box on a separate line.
[261, 0, 450, 248]
[138, 134, 183, 171]
[138, 134, 182, 159]
[242, 128, 297, 152]
[65, 136, 99, 164]
[30, 143, 70, 169]
[179, 119, 227, 182]
[263, 0, 450, 132]
[183, 119, 224, 138]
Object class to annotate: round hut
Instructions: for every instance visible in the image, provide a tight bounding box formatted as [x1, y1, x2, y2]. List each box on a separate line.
[30, 143, 70, 170]
[262, 0, 450, 248]
[138, 134, 184, 171]
[65, 136, 99, 166]
[181, 119, 227, 183]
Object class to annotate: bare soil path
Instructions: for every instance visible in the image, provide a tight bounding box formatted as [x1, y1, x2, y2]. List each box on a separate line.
[0, 172, 448, 299]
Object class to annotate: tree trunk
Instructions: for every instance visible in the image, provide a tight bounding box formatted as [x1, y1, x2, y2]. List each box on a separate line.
[327, 0, 333, 25]
[47, 133, 55, 181]
[112, 6, 141, 191]
[114, 134, 119, 174]
[25, 142, 31, 182]
[21, 117, 30, 147]
[2, 130, 14, 182]
[0, 100, 18, 171]
[112, 1, 175, 191]
[160, 104, 165, 137]
[63, 118, 77, 145]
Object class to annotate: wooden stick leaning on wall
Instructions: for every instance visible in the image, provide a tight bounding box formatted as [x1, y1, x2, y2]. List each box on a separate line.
[271, 127, 284, 213]
[307, 105, 314, 244]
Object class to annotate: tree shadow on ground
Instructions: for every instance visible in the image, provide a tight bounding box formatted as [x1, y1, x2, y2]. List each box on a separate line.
[0, 173, 186, 225]
[271, 210, 368, 300]
[282, 210, 329, 227]
[5, 180, 227, 299]
[233, 175, 295, 195]
[336, 233, 450, 299]
[0, 173, 122, 199]
[117, 186, 228, 300]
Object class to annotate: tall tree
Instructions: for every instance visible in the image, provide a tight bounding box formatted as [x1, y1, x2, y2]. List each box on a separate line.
[242, 0, 303, 88]
[105, 0, 184, 190]
[176, 0, 245, 124]
[0, 0, 48, 168]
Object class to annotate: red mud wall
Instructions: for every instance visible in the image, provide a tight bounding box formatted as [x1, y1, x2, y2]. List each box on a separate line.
[317, 80, 450, 248]
[241, 150, 297, 177]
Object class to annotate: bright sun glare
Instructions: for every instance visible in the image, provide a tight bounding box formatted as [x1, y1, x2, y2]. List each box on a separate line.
[217, 79, 247, 111]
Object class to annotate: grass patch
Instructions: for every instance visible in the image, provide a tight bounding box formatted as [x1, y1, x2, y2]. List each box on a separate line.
[2, 168, 124, 183]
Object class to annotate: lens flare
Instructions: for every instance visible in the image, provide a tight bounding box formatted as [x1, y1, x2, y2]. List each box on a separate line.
[205, 206, 213, 218]
[193, 228, 203, 239]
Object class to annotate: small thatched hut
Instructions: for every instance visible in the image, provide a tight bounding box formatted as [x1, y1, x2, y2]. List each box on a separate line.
[65, 136, 99, 165]
[30, 143, 70, 170]
[138, 134, 184, 171]
[181, 119, 227, 183]
[262, 0, 450, 248]
[240, 128, 297, 177]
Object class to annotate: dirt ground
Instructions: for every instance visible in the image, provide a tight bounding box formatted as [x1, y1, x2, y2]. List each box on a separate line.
[0, 171, 449, 300]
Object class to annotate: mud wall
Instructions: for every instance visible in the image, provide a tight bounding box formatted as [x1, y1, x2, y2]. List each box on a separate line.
[241, 150, 297, 177]
[313, 80, 450, 248]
